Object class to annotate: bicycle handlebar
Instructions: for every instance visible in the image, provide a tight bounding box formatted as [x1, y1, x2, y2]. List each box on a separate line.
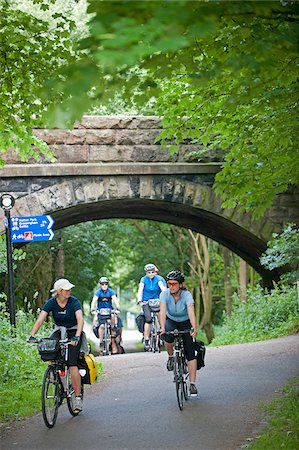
[161, 329, 192, 337]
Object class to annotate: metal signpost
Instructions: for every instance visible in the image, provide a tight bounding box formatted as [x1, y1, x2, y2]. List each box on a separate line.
[0, 193, 55, 327]
[0, 194, 16, 326]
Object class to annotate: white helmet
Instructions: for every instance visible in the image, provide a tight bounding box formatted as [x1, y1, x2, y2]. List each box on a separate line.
[99, 276, 109, 283]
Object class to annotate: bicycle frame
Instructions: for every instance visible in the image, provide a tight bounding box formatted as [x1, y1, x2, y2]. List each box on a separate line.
[97, 308, 119, 356]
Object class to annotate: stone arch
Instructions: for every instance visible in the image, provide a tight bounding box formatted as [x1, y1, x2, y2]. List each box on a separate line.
[6, 175, 284, 286]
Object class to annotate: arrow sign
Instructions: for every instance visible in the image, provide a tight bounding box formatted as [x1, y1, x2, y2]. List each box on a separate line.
[10, 215, 55, 243]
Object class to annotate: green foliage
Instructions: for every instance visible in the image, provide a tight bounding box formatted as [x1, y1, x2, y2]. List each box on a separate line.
[0, 235, 26, 274]
[0, 0, 87, 163]
[247, 378, 299, 450]
[211, 284, 299, 345]
[0, 304, 50, 421]
[260, 224, 299, 283]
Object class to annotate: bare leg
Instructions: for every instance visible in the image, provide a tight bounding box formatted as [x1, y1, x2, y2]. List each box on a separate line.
[70, 366, 82, 397]
[164, 341, 174, 357]
[187, 359, 197, 383]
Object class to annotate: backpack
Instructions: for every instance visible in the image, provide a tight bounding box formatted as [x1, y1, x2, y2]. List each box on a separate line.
[194, 340, 206, 370]
[78, 353, 98, 384]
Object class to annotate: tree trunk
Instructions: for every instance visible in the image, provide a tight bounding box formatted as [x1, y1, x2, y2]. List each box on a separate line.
[188, 230, 214, 343]
[223, 246, 232, 317]
[239, 258, 247, 302]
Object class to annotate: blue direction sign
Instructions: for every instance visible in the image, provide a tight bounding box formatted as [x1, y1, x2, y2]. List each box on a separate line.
[10, 215, 54, 243]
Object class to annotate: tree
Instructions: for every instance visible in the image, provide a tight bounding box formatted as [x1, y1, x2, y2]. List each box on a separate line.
[0, 0, 88, 164]
[260, 224, 299, 283]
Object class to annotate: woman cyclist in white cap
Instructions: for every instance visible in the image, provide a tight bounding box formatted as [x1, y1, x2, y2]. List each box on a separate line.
[28, 278, 84, 411]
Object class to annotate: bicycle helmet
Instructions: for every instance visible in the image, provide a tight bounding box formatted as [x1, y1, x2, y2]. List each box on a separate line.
[99, 276, 109, 284]
[144, 263, 156, 272]
[166, 270, 185, 284]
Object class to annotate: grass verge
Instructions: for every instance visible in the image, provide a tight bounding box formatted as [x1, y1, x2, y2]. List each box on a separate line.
[245, 378, 299, 450]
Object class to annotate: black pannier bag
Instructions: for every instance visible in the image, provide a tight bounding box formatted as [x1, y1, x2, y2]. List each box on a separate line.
[135, 313, 145, 333]
[194, 340, 205, 370]
[38, 338, 60, 361]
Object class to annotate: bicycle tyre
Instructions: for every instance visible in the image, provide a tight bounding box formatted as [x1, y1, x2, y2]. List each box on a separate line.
[174, 354, 184, 410]
[183, 362, 190, 400]
[42, 365, 59, 428]
[67, 376, 84, 416]
[103, 322, 111, 356]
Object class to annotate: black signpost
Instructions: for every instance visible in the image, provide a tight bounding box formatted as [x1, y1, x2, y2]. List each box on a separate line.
[0, 193, 16, 327]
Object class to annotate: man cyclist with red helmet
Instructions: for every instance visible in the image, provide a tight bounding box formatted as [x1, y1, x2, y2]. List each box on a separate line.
[91, 277, 120, 355]
[159, 270, 198, 396]
[137, 263, 166, 351]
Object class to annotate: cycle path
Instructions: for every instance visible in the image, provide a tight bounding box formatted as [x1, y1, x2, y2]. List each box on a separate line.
[1, 334, 299, 450]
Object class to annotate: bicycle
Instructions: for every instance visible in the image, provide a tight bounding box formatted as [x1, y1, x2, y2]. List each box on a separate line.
[162, 329, 191, 410]
[97, 308, 120, 356]
[37, 338, 84, 428]
[148, 309, 161, 353]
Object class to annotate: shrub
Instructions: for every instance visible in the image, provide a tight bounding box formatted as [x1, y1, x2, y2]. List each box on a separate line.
[211, 284, 299, 346]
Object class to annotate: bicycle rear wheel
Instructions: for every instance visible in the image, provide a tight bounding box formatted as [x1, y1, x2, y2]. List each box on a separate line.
[42, 365, 59, 428]
[67, 375, 84, 416]
[174, 354, 184, 410]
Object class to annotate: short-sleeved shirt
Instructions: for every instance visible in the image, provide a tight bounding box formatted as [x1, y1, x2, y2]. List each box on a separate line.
[95, 287, 116, 309]
[140, 275, 163, 301]
[156, 274, 166, 286]
[159, 288, 194, 322]
[42, 295, 82, 328]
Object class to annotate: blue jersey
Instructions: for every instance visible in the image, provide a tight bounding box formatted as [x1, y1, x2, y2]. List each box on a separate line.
[42, 295, 82, 328]
[159, 288, 194, 322]
[95, 287, 116, 309]
[140, 275, 163, 301]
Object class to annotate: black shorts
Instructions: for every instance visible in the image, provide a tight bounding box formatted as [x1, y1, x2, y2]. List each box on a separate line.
[164, 317, 196, 362]
[50, 329, 82, 367]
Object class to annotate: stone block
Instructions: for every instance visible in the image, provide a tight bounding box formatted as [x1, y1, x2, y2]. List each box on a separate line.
[51, 145, 89, 163]
[140, 176, 153, 198]
[83, 179, 106, 201]
[115, 130, 160, 145]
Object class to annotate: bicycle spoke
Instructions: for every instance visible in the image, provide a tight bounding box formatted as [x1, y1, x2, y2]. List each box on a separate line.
[42, 365, 59, 428]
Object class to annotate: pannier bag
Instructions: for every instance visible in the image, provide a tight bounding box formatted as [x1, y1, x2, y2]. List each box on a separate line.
[38, 338, 60, 361]
[78, 353, 98, 384]
[148, 298, 160, 312]
[194, 340, 206, 370]
[135, 313, 145, 333]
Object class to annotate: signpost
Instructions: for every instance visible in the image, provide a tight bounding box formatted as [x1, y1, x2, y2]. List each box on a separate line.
[0, 194, 55, 326]
[10, 215, 54, 243]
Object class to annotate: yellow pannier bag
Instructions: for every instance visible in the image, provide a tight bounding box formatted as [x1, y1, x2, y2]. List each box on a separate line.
[78, 353, 98, 384]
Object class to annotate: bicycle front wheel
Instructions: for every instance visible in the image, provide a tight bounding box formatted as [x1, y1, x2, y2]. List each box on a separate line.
[42, 365, 59, 428]
[103, 322, 111, 356]
[174, 354, 184, 410]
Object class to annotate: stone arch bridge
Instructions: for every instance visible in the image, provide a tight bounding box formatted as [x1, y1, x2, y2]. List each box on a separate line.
[1, 116, 298, 286]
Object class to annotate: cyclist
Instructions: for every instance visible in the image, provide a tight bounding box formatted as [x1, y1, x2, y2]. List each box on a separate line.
[137, 263, 166, 351]
[28, 278, 84, 411]
[159, 270, 198, 396]
[90, 276, 120, 355]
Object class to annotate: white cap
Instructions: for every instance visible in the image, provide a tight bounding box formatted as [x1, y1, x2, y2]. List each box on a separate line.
[50, 278, 75, 293]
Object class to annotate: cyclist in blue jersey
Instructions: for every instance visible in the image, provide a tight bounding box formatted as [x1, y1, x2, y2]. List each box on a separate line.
[159, 270, 198, 396]
[90, 276, 120, 354]
[28, 278, 84, 411]
[137, 263, 166, 351]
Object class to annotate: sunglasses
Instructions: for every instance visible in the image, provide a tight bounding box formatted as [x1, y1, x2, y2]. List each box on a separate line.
[167, 281, 179, 286]
[100, 282, 108, 285]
